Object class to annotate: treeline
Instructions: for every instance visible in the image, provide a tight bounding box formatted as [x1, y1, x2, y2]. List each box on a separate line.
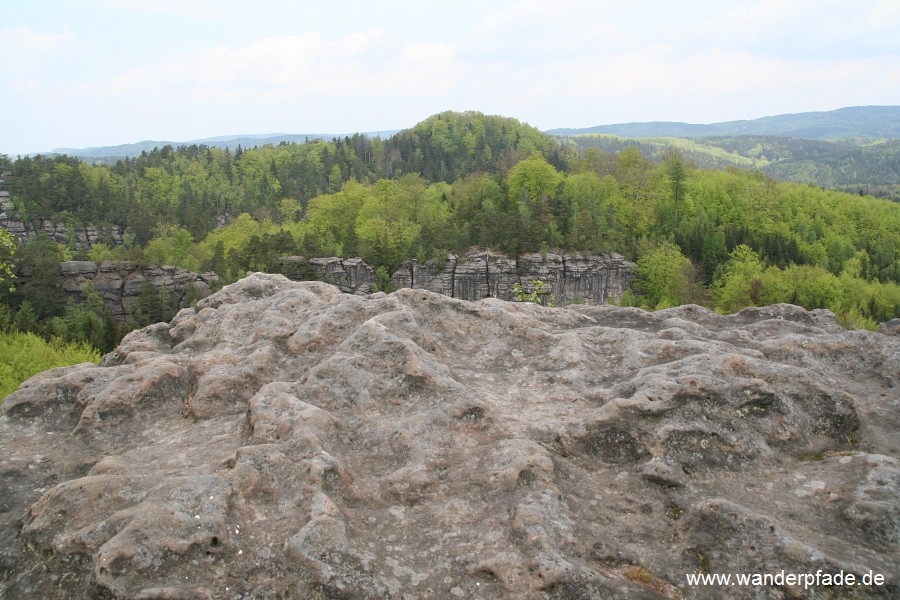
[564, 134, 900, 201]
[0, 233, 152, 354]
[3, 112, 562, 244]
[1, 112, 899, 346]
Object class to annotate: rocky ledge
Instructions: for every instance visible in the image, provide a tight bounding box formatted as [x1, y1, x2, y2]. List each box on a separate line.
[1, 274, 897, 599]
[0, 189, 126, 251]
[51, 261, 217, 321]
[391, 249, 633, 305]
[277, 248, 634, 305]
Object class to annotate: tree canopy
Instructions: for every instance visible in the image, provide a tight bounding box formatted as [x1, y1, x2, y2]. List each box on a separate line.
[1, 111, 898, 360]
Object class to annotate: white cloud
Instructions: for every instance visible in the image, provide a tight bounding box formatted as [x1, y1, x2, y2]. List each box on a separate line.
[444, 0, 900, 126]
[103, 68, 159, 93]
[11, 79, 39, 92]
[690, 0, 900, 56]
[71, 28, 462, 116]
[2, 0, 897, 152]
[471, 0, 625, 36]
[93, 0, 228, 19]
[435, 18, 898, 128]
[0, 25, 77, 98]
[466, 0, 631, 63]
[0, 24, 72, 51]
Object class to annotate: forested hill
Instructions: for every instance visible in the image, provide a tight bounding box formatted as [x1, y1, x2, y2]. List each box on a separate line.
[1, 110, 899, 357]
[38, 106, 900, 200]
[548, 106, 900, 139]
[39, 106, 900, 160]
[562, 134, 900, 201]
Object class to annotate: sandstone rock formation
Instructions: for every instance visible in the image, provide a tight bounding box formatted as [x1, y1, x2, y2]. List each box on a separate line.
[276, 248, 634, 305]
[1, 274, 897, 599]
[7, 249, 627, 326]
[276, 256, 378, 296]
[19, 260, 218, 321]
[0, 189, 125, 251]
[391, 249, 633, 305]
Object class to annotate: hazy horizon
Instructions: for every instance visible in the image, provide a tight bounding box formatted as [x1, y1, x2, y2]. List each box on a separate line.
[3, 0, 898, 155]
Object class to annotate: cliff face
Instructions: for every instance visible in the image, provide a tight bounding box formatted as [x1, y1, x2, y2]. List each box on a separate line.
[35, 250, 626, 325]
[277, 249, 634, 304]
[391, 249, 633, 304]
[1, 274, 897, 599]
[4, 183, 631, 306]
[276, 256, 378, 295]
[0, 189, 125, 250]
[4, 176, 629, 308]
[32, 261, 217, 321]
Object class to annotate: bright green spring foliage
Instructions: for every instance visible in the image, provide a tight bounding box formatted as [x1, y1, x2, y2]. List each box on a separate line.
[0, 229, 16, 292]
[513, 280, 556, 307]
[3, 111, 899, 331]
[635, 242, 693, 310]
[712, 244, 900, 330]
[0, 332, 101, 402]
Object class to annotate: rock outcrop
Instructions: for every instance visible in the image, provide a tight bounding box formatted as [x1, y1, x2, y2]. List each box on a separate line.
[276, 249, 634, 304]
[0, 189, 126, 250]
[1, 274, 898, 599]
[276, 255, 378, 295]
[391, 249, 633, 304]
[24, 260, 218, 321]
[18, 250, 626, 325]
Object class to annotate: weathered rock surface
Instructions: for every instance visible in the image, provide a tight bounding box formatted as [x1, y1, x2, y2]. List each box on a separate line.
[391, 249, 633, 305]
[1, 274, 897, 599]
[0, 189, 126, 250]
[277, 248, 634, 304]
[18, 260, 218, 321]
[276, 256, 378, 296]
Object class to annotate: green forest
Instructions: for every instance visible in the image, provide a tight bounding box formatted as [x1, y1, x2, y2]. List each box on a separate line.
[564, 134, 900, 201]
[1, 111, 899, 398]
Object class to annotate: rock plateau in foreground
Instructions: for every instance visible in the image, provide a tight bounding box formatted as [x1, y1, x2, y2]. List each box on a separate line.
[1, 274, 898, 599]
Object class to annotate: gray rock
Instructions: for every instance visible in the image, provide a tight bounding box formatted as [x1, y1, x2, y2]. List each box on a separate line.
[16, 260, 217, 321]
[1, 274, 897, 599]
[879, 318, 900, 336]
[0, 190, 125, 250]
[309, 256, 377, 295]
[394, 248, 634, 304]
[278, 249, 633, 304]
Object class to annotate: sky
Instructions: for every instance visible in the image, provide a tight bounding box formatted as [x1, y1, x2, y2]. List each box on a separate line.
[2, 0, 899, 155]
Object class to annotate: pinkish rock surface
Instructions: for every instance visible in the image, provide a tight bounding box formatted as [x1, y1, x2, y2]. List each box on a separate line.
[1, 273, 897, 599]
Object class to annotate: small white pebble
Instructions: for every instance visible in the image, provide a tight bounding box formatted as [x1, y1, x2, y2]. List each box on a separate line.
[195, 515, 200, 519]
[238, 550, 243, 555]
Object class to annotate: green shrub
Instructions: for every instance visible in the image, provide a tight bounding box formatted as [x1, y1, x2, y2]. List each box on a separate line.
[514, 280, 555, 307]
[0, 332, 101, 402]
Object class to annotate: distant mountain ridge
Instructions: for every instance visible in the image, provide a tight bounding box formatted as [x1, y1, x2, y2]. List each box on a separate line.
[38, 105, 900, 160]
[548, 106, 900, 140]
[50, 130, 401, 159]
